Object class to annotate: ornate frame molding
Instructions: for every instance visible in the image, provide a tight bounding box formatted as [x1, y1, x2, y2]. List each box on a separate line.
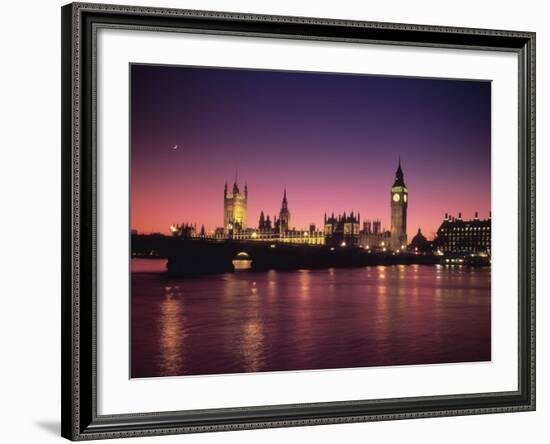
[61, 2, 535, 440]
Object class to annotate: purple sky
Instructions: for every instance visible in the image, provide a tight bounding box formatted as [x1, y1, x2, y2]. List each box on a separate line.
[131, 64, 491, 240]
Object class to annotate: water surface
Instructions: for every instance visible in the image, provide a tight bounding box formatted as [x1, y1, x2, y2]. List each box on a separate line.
[131, 259, 490, 378]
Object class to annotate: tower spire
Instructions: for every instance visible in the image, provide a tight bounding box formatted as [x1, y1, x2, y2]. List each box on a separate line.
[279, 188, 290, 232]
[232, 169, 240, 194]
[393, 157, 405, 187]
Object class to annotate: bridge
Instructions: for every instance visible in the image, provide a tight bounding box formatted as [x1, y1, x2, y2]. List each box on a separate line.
[150, 238, 438, 277]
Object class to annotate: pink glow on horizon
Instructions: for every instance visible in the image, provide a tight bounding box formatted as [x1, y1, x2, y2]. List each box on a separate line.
[131, 159, 490, 241]
[130, 65, 491, 239]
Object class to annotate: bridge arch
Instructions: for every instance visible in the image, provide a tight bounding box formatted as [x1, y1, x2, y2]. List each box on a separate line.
[233, 251, 252, 270]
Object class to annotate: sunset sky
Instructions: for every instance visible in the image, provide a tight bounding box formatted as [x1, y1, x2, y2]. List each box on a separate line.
[131, 64, 491, 240]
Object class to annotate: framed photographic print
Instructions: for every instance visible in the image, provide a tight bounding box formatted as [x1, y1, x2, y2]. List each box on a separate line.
[61, 2, 536, 440]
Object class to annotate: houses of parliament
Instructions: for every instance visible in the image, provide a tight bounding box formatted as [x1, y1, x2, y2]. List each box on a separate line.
[171, 161, 409, 251]
[168, 159, 491, 256]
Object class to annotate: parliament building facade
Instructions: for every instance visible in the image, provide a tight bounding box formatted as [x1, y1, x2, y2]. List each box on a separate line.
[169, 160, 492, 257]
[172, 161, 410, 251]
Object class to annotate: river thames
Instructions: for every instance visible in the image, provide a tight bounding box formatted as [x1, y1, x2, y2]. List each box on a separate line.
[131, 259, 490, 378]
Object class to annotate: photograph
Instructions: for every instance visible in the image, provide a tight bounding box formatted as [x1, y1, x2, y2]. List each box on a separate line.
[130, 64, 492, 378]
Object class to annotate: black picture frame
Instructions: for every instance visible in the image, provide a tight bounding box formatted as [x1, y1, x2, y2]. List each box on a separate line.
[61, 2, 536, 440]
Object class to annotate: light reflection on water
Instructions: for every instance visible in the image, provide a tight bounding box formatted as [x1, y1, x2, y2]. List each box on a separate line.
[158, 289, 186, 375]
[131, 259, 491, 378]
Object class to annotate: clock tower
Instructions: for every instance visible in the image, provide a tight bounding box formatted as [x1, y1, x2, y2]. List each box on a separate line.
[390, 159, 408, 251]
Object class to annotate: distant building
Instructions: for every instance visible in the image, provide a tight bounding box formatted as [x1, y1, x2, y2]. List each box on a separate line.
[278, 189, 290, 234]
[169, 223, 196, 238]
[324, 211, 361, 247]
[359, 219, 390, 250]
[224, 179, 248, 233]
[234, 188, 325, 245]
[390, 159, 408, 251]
[434, 212, 491, 255]
[408, 228, 431, 252]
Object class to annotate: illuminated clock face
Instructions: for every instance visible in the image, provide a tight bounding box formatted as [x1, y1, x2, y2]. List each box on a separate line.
[393, 193, 400, 202]
[404, 194, 408, 203]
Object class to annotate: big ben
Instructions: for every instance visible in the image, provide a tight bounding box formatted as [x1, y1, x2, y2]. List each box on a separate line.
[390, 159, 408, 251]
